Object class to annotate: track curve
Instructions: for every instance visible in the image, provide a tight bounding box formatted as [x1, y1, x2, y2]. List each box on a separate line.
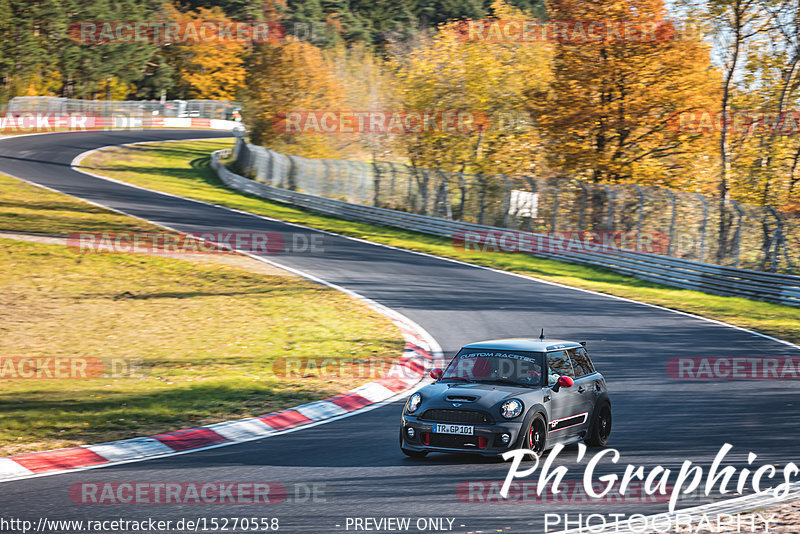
[0, 130, 798, 534]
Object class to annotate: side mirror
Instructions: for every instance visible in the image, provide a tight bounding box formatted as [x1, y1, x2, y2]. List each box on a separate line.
[557, 376, 574, 388]
[430, 368, 443, 380]
[552, 375, 574, 392]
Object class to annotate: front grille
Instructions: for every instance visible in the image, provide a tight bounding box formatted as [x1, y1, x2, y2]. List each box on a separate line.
[420, 409, 493, 425]
[428, 433, 480, 448]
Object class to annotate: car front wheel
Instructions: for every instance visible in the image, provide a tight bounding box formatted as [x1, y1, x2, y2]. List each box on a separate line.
[524, 415, 547, 456]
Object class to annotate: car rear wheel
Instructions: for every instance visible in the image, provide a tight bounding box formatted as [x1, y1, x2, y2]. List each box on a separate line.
[585, 402, 612, 447]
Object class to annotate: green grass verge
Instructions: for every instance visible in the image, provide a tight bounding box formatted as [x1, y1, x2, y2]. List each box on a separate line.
[0, 172, 402, 455]
[79, 140, 800, 345]
[0, 173, 169, 235]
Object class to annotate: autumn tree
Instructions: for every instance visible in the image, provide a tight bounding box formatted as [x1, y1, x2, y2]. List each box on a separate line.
[242, 37, 345, 157]
[161, 6, 247, 100]
[530, 0, 719, 189]
[392, 0, 552, 175]
[324, 42, 399, 160]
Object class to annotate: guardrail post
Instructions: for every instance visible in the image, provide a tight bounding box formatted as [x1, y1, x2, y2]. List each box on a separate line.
[373, 160, 381, 207]
[633, 185, 645, 252]
[434, 170, 453, 219]
[695, 193, 709, 263]
[321, 160, 331, 197]
[287, 156, 298, 191]
[525, 176, 538, 232]
[665, 189, 678, 257]
[763, 206, 791, 273]
[500, 174, 512, 228]
[730, 199, 744, 268]
[417, 168, 431, 216]
[232, 132, 245, 160]
[551, 178, 560, 233]
[456, 173, 468, 222]
[477, 174, 489, 226]
[602, 185, 615, 232]
[574, 179, 588, 232]
[406, 164, 416, 213]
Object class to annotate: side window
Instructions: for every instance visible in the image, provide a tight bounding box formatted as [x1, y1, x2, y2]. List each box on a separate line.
[546, 350, 574, 386]
[569, 347, 594, 377]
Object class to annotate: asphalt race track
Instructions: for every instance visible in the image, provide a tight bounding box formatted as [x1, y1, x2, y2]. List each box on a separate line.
[0, 130, 798, 534]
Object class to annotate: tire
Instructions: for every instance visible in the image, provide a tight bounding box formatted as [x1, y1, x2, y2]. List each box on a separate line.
[400, 431, 427, 458]
[521, 414, 547, 457]
[585, 402, 612, 447]
[401, 448, 427, 458]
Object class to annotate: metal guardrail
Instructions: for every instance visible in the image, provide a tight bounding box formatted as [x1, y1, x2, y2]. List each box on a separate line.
[232, 137, 800, 274]
[211, 149, 800, 307]
[4, 97, 240, 120]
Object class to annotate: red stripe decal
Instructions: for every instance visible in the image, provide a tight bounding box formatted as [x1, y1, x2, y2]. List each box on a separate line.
[153, 428, 230, 451]
[259, 411, 313, 430]
[12, 447, 108, 474]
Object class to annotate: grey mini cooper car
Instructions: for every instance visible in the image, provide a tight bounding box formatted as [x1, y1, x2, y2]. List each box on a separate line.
[400, 337, 611, 458]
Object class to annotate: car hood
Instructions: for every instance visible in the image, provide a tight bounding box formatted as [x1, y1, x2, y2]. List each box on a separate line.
[417, 381, 541, 408]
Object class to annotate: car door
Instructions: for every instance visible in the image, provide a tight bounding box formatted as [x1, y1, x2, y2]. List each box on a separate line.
[544, 350, 585, 440]
[566, 347, 596, 437]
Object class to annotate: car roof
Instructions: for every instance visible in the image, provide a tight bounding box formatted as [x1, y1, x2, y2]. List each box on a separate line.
[461, 338, 583, 352]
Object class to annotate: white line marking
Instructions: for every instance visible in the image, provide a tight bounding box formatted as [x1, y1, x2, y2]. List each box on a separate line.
[0, 458, 34, 478]
[294, 401, 348, 420]
[85, 438, 175, 463]
[204, 418, 276, 441]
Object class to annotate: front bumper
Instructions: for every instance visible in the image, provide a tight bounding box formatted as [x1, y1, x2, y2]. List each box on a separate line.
[400, 415, 523, 456]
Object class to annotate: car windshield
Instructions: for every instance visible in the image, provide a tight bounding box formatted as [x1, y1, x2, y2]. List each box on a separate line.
[441, 349, 544, 387]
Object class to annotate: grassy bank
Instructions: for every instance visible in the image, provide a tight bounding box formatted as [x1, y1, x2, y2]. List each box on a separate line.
[0, 172, 402, 455]
[78, 139, 800, 346]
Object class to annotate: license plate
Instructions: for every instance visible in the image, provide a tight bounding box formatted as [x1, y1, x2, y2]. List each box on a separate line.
[433, 424, 474, 435]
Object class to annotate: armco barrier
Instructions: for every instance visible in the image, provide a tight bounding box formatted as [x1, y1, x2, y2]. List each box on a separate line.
[211, 150, 800, 307]
[0, 116, 241, 133]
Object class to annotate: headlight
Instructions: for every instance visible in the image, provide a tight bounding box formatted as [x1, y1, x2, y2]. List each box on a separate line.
[407, 393, 422, 413]
[501, 399, 523, 419]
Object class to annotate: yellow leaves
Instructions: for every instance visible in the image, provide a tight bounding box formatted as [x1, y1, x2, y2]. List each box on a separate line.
[530, 0, 721, 185]
[389, 1, 551, 174]
[243, 39, 345, 154]
[165, 6, 247, 100]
